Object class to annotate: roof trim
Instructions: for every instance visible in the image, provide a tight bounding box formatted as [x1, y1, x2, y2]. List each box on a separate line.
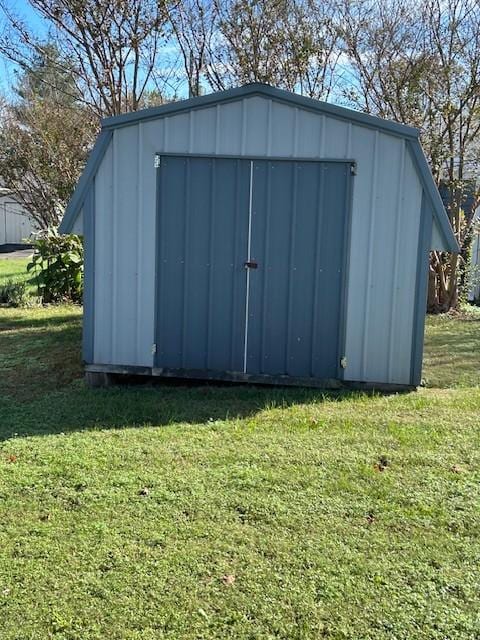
[59, 129, 112, 234]
[406, 139, 459, 253]
[101, 83, 420, 139]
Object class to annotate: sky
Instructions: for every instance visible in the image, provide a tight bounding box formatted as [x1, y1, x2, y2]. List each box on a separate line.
[0, 1, 49, 94]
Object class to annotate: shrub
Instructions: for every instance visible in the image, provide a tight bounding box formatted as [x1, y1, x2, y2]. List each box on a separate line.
[27, 229, 83, 303]
[0, 279, 29, 307]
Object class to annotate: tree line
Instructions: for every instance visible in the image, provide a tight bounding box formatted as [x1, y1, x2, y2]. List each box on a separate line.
[0, 0, 479, 312]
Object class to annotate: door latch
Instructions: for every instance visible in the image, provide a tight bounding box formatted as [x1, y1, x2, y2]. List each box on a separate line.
[244, 260, 258, 269]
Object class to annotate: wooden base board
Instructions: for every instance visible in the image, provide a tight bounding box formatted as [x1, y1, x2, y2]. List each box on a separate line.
[84, 363, 415, 393]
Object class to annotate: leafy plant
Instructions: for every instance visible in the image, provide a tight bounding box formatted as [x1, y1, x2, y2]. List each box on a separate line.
[0, 279, 29, 307]
[27, 229, 84, 303]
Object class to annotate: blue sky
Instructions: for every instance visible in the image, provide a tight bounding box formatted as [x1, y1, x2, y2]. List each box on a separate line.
[0, 1, 48, 93]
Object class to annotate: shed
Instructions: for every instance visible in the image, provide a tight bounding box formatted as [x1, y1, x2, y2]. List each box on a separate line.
[59, 83, 458, 390]
[0, 188, 35, 246]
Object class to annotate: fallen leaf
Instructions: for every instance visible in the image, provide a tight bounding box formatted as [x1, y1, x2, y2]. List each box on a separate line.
[139, 487, 150, 496]
[222, 574, 236, 586]
[451, 464, 465, 474]
[7, 455, 17, 463]
[374, 456, 389, 472]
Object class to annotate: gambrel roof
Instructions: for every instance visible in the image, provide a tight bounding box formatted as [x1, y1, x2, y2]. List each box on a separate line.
[60, 83, 458, 252]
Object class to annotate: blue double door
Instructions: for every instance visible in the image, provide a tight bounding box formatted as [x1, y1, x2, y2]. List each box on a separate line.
[155, 155, 350, 380]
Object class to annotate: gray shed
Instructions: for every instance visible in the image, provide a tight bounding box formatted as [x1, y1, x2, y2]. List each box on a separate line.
[60, 84, 458, 390]
[0, 188, 35, 246]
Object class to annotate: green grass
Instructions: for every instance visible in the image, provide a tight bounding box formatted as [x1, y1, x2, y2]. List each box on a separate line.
[0, 297, 479, 639]
[0, 256, 31, 282]
[0, 256, 36, 299]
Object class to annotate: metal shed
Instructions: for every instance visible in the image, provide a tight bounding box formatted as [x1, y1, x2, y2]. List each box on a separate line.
[0, 189, 35, 246]
[60, 83, 458, 390]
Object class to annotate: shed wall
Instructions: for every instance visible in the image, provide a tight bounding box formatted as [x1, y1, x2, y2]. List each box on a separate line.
[0, 197, 35, 245]
[93, 95, 423, 383]
[470, 231, 480, 303]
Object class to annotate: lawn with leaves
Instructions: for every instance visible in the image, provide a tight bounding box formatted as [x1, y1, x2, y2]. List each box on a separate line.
[0, 294, 479, 639]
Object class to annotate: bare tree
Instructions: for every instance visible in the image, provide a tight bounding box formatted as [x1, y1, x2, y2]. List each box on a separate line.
[0, 45, 97, 228]
[167, 0, 218, 97]
[0, 0, 173, 117]
[341, 0, 480, 311]
[168, 0, 343, 100]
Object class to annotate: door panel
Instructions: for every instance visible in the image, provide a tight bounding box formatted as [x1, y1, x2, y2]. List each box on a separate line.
[155, 156, 250, 372]
[247, 161, 349, 379]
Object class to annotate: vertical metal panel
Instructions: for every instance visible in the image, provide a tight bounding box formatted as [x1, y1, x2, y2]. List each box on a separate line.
[270, 101, 296, 156]
[191, 107, 217, 153]
[216, 100, 243, 154]
[296, 110, 323, 158]
[71, 210, 83, 235]
[324, 118, 349, 157]
[470, 232, 480, 302]
[136, 122, 157, 367]
[244, 96, 269, 155]
[0, 199, 34, 244]
[164, 112, 190, 152]
[155, 156, 250, 372]
[363, 132, 403, 382]
[112, 125, 139, 365]
[247, 161, 349, 378]
[82, 183, 95, 363]
[431, 217, 450, 250]
[93, 136, 114, 364]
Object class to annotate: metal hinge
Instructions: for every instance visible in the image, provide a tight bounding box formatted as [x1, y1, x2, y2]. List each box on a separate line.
[340, 356, 347, 369]
[154, 155, 161, 169]
[152, 343, 157, 354]
[350, 162, 357, 176]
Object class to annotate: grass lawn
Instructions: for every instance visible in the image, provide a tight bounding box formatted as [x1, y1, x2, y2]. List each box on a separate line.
[0, 257, 32, 283]
[0, 261, 479, 639]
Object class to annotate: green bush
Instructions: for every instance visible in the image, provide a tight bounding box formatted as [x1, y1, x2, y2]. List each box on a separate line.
[0, 279, 29, 307]
[27, 229, 83, 303]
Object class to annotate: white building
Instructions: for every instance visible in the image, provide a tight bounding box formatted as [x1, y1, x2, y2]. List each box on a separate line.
[0, 188, 35, 246]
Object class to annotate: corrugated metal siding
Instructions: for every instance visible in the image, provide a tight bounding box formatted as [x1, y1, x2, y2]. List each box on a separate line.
[431, 217, 450, 251]
[470, 231, 480, 302]
[71, 209, 83, 234]
[92, 95, 423, 383]
[0, 198, 35, 244]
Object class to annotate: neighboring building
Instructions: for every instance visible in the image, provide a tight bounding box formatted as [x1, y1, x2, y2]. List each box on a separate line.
[59, 83, 458, 390]
[0, 187, 35, 246]
[469, 210, 480, 304]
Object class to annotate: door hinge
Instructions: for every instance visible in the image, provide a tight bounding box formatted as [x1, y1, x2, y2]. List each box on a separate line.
[154, 154, 161, 169]
[340, 356, 347, 369]
[350, 162, 357, 176]
[152, 343, 157, 355]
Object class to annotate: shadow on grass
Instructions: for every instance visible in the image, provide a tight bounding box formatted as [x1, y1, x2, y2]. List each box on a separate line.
[0, 312, 81, 331]
[0, 308, 379, 441]
[0, 381, 370, 442]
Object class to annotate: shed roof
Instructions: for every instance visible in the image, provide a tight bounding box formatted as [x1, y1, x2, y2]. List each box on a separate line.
[59, 83, 458, 252]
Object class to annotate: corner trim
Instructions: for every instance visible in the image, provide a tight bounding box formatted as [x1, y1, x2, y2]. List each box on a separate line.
[406, 139, 459, 253]
[410, 192, 432, 386]
[59, 129, 112, 234]
[82, 181, 95, 363]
